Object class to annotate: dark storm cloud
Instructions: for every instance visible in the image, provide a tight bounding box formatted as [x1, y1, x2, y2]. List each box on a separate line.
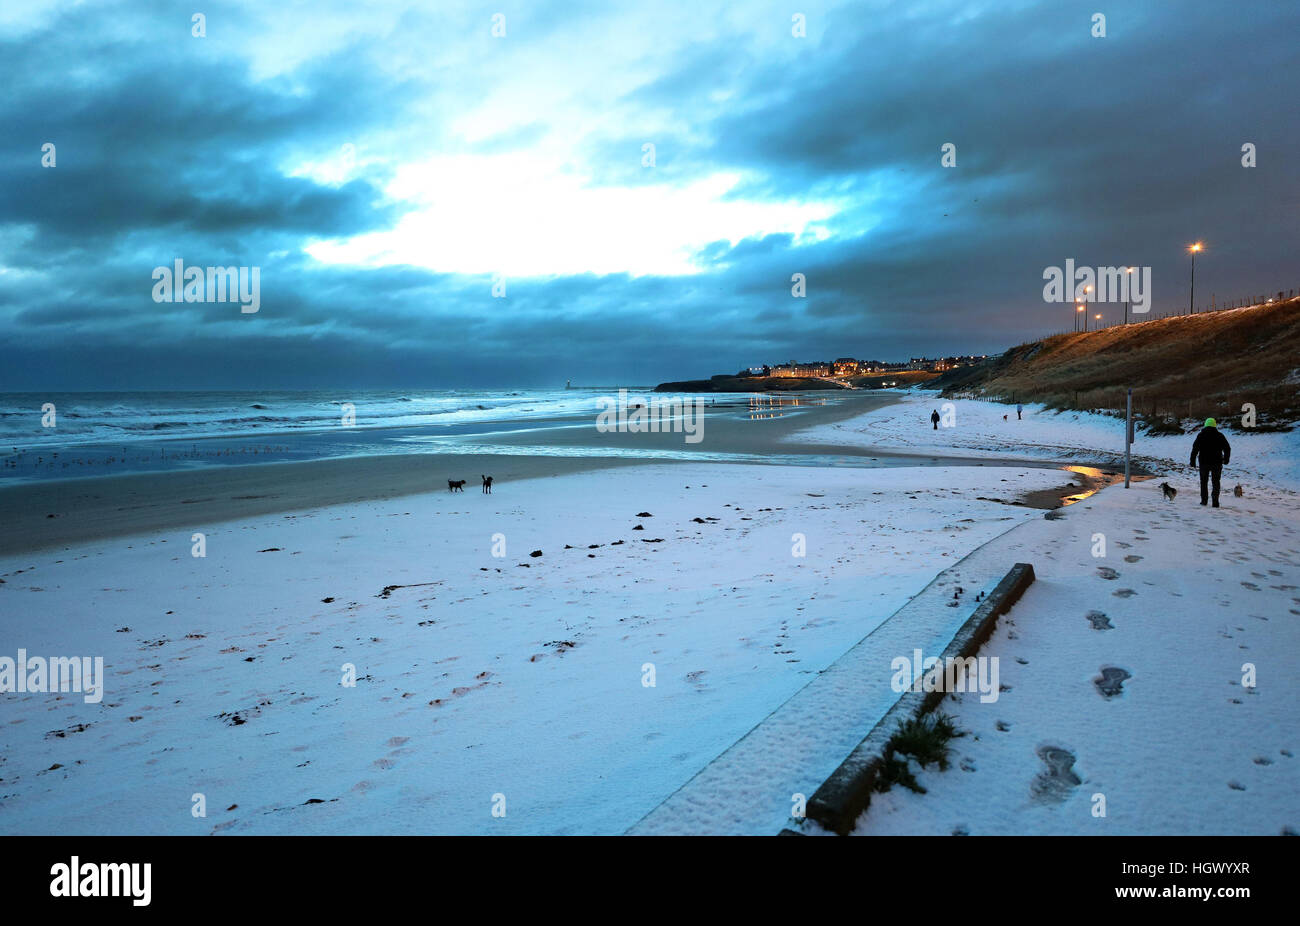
[643, 0, 1300, 362]
[1, 0, 1298, 389]
[0, 19, 407, 256]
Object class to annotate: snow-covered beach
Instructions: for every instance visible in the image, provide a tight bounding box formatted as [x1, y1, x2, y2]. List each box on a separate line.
[2, 390, 1296, 835]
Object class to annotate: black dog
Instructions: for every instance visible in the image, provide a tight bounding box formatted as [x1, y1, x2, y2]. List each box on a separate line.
[481, 474, 493, 494]
[1160, 482, 1177, 502]
[448, 479, 466, 492]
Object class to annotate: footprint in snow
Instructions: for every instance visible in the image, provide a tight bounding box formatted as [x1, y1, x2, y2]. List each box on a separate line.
[1094, 666, 1131, 699]
[1085, 610, 1113, 630]
[1031, 745, 1082, 804]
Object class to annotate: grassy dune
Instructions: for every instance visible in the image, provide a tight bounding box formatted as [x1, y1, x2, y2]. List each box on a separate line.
[930, 298, 1300, 432]
[845, 370, 941, 389]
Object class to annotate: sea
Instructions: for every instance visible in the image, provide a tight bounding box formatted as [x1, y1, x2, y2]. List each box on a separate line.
[0, 389, 835, 484]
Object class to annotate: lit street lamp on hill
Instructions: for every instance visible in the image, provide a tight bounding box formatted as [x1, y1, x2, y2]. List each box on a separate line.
[1188, 241, 1204, 313]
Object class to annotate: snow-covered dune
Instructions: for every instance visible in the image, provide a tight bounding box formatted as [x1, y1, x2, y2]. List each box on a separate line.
[793, 389, 1300, 487]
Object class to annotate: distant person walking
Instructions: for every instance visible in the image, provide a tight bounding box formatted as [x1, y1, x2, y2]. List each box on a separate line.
[1189, 418, 1231, 507]
[1016, 403, 1023, 420]
[931, 409, 941, 430]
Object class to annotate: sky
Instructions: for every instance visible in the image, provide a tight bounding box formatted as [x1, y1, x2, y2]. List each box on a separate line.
[1, 0, 1297, 390]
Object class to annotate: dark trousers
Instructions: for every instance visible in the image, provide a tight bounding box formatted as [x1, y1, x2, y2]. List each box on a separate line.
[1199, 464, 1222, 504]
[932, 421, 938, 430]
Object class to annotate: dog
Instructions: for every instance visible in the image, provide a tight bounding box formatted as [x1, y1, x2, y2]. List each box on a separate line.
[1233, 484, 1244, 497]
[481, 474, 493, 494]
[1002, 414, 1008, 421]
[1160, 482, 1177, 502]
[447, 479, 466, 492]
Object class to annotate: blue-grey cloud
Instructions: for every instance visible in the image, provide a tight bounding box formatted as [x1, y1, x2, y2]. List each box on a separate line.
[0, 0, 1297, 389]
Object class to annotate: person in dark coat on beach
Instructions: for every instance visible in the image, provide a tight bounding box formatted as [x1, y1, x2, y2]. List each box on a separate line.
[931, 409, 941, 430]
[1190, 417, 1231, 507]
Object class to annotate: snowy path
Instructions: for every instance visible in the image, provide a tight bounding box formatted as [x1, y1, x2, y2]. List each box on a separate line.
[845, 471, 1300, 835]
[630, 516, 1028, 835]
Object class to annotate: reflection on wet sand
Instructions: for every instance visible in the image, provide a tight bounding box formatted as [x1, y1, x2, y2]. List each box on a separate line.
[1050, 465, 1153, 507]
[747, 393, 828, 419]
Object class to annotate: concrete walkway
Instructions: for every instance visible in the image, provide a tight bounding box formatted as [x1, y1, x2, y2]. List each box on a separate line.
[628, 518, 1036, 835]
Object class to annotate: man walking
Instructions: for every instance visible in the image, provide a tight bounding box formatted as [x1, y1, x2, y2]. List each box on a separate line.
[1189, 417, 1231, 507]
[931, 409, 941, 430]
[1016, 403, 1023, 420]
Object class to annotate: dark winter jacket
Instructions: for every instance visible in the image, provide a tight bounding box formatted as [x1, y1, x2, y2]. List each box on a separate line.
[1190, 426, 1231, 468]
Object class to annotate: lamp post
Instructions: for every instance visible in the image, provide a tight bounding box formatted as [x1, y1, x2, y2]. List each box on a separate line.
[1188, 242, 1203, 314]
[1076, 303, 1085, 332]
[1095, 312, 1103, 330]
[1125, 266, 1134, 324]
[1125, 387, 1132, 489]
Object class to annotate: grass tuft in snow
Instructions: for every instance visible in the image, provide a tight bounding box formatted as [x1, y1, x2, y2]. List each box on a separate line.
[875, 711, 967, 793]
[875, 755, 926, 794]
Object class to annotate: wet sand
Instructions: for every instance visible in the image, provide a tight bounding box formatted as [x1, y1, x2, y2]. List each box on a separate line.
[0, 391, 1106, 555]
[0, 451, 652, 556]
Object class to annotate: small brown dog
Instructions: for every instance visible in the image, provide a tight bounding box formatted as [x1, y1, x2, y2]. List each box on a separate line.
[1233, 484, 1244, 497]
[1160, 482, 1177, 501]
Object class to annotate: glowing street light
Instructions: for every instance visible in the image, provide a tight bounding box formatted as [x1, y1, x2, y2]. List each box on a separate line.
[1188, 242, 1204, 314]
